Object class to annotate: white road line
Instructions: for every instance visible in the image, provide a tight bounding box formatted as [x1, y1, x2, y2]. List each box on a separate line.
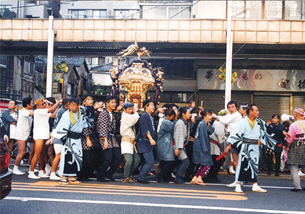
[5, 197, 305, 214]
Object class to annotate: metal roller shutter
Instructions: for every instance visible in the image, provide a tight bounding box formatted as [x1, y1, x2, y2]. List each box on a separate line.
[231, 91, 252, 107]
[197, 90, 224, 113]
[292, 94, 305, 109]
[197, 90, 252, 113]
[253, 94, 290, 121]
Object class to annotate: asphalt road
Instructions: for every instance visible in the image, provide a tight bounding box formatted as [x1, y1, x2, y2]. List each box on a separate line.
[1, 168, 305, 214]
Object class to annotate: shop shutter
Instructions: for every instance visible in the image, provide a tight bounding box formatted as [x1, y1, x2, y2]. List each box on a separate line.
[292, 94, 305, 109]
[197, 90, 251, 113]
[253, 94, 290, 121]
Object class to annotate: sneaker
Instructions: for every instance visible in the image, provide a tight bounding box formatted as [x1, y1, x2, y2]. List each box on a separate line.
[174, 175, 185, 185]
[28, 166, 39, 173]
[38, 171, 49, 178]
[229, 166, 236, 175]
[227, 182, 237, 188]
[157, 175, 169, 184]
[298, 171, 305, 177]
[234, 184, 243, 193]
[45, 164, 52, 176]
[252, 186, 267, 193]
[137, 179, 150, 184]
[28, 172, 41, 179]
[49, 173, 61, 181]
[13, 168, 25, 175]
[105, 176, 116, 182]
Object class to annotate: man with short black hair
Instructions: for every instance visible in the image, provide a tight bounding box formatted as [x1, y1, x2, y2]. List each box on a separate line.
[48, 98, 70, 180]
[13, 97, 34, 175]
[1, 99, 18, 156]
[97, 96, 123, 182]
[137, 100, 156, 184]
[47, 97, 91, 184]
[120, 102, 140, 183]
[225, 104, 286, 193]
[214, 100, 242, 180]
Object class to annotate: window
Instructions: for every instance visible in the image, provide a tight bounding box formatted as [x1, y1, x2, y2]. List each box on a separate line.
[285, 1, 302, 20]
[67, 83, 74, 96]
[0, 5, 12, 10]
[228, 1, 245, 19]
[70, 10, 86, 19]
[246, 1, 262, 19]
[142, 6, 191, 19]
[265, 1, 282, 19]
[92, 10, 107, 19]
[114, 10, 139, 19]
[24, 61, 29, 75]
[29, 62, 34, 76]
[149, 92, 192, 103]
[91, 57, 98, 66]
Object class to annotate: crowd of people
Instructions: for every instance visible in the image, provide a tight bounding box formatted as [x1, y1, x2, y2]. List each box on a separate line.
[0, 96, 304, 193]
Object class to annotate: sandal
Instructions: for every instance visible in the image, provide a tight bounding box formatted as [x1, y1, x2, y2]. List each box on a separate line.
[68, 179, 81, 184]
[59, 180, 69, 185]
[195, 180, 206, 186]
[121, 177, 133, 183]
[190, 180, 197, 185]
[129, 176, 136, 182]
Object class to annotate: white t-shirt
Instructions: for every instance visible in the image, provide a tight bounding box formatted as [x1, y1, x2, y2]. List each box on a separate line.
[33, 108, 50, 140]
[9, 112, 17, 139]
[218, 111, 242, 133]
[15, 108, 33, 141]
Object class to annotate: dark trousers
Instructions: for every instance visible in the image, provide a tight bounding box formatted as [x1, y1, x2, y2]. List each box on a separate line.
[159, 160, 175, 181]
[185, 142, 195, 180]
[98, 147, 123, 179]
[93, 147, 103, 172]
[267, 151, 281, 174]
[80, 149, 95, 178]
[259, 145, 268, 170]
[207, 155, 225, 179]
[177, 158, 190, 178]
[138, 150, 154, 181]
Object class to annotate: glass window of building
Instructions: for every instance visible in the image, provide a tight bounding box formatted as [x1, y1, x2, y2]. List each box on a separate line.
[265, 1, 282, 19]
[24, 61, 29, 75]
[70, 9, 86, 19]
[285, 1, 302, 20]
[29, 62, 34, 76]
[92, 10, 107, 19]
[91, 57, 98, 66]
[228, 1, 245, 19]
[114, 9, 139, 19]
[246, 1, 262, 19]
[143, 6, 191, 19]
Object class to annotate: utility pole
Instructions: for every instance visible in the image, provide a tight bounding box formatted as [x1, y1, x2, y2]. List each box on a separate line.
[46, 15, 54, 97]
[225, 11, 233, 109]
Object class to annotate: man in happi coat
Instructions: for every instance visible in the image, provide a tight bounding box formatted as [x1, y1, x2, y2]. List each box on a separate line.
[225, 104, 289, 193]
[49, 98, 91, 184]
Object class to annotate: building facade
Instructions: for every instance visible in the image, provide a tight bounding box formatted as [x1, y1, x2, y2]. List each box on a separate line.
[1, 1, 305, 120]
